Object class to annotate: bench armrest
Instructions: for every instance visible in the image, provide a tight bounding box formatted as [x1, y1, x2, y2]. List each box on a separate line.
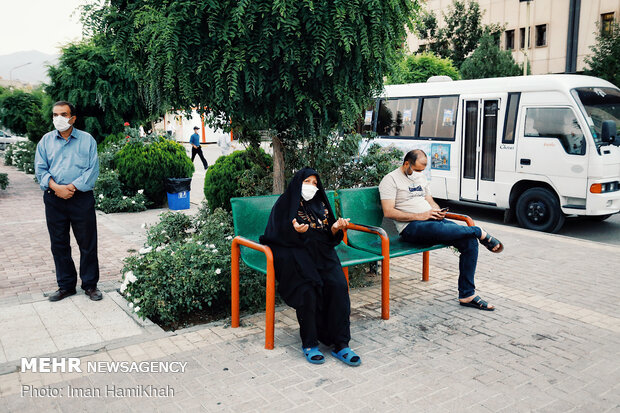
[344, 222, 390, 257]
[231, 236, 276, 349]
[231, 236, 274, 257]
[445, 213, 475, 227]
[346, 222, 388, 239]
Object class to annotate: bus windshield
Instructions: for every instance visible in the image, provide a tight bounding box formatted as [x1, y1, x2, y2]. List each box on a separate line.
[572, 87, 620, 145]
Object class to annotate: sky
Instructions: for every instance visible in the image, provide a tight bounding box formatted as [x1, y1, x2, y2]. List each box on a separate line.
[0, 0, 89, 55]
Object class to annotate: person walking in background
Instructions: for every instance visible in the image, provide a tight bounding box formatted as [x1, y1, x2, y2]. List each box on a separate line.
[190, 126, 208, 169]
[34, 101, 102, 302]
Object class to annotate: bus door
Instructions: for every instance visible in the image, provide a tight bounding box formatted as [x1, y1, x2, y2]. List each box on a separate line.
[460, 96, 503, 203]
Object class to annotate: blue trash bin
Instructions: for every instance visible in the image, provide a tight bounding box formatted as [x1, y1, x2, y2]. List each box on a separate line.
[167, 190, 190, 210]
[164, 178, 192, 210]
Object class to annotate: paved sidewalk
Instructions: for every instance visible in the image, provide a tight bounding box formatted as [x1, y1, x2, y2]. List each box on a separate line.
[1, 155, 620, 412]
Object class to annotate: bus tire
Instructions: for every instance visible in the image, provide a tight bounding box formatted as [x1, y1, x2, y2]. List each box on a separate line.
[515, 187, 565, 233]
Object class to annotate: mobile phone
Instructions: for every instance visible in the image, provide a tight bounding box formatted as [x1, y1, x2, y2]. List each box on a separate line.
[440, 207, 449, 212]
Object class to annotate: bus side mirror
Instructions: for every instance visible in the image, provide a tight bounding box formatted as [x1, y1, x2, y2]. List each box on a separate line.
[600, 120, 616, 144]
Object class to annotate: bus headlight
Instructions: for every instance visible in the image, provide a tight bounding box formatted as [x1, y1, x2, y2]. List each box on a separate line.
[590, 181, 620, 193]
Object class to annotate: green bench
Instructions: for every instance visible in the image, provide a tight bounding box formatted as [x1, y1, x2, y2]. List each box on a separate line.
[230, 191, 388, 349]
[337, 186, 475, 320]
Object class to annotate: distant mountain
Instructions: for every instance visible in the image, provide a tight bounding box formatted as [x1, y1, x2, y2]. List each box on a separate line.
[0, 51, 59, 85]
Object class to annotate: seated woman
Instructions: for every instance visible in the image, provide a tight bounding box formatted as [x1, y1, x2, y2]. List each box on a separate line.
[260, 167, 361, 366]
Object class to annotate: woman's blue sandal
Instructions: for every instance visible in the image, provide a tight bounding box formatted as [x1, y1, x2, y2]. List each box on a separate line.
[331, 347, 361, 367]
[303, 346, 325, 364]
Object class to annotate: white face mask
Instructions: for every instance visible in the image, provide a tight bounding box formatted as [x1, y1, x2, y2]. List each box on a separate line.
[301, 183, 319, 201]
[53, 116, 73, 132]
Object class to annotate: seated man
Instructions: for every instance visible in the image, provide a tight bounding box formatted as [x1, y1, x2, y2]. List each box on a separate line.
[378, 149, 503, 311]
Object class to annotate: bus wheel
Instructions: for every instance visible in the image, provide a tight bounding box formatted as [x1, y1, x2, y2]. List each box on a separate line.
[516, 188, 565, 233]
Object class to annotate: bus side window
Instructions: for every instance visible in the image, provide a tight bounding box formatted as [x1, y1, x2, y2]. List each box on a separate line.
[524, 108, 586, 155]
[503, 92, 520, 143]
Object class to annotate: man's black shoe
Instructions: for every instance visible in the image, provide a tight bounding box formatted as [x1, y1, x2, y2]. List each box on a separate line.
[84, 288, 103, 301]
[48, 289, 76, 302]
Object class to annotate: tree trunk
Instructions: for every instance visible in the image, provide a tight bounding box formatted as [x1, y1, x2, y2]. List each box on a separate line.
[272, 135, 285, 194]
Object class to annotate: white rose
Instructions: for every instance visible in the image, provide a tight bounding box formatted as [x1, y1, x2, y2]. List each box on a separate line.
[139, 246, 152, 254]
[215, 268, 221, 275]
[134, 306, 141, 312]
[209, 244, 215, 249]
[132, 200, 136, 204]
[213, 249, 218, 254]
[124, 271, 137, 283]
[122, 196, 127, 200]
[129, 302, 134, 308]
[138, 189, 144, 194]
[99, 194, 104, 199]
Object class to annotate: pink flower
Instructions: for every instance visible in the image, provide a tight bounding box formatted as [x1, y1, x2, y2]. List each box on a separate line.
[124, 122, 130, 126]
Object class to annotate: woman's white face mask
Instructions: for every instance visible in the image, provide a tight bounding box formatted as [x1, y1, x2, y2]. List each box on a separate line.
[301, 183, 319, 201]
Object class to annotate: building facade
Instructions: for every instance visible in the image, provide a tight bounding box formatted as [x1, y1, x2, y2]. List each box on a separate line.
[406, 0, 620, 75]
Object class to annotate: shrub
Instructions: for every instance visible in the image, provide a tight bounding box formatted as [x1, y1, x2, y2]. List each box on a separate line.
[5, 141, 36, 174]
[94, 170, 147, 213]
[115, 136, 194, 206]
[0, 172, 8, 190]
[286, 133, 403, 189]
[121, 204, 266, 327]
[98, 132, 126, 150]
[204, 147, 272, 210]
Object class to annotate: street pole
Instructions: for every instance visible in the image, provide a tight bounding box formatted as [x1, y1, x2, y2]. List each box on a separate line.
[9, 62, 32, 82]
[523, 0, 531, 76]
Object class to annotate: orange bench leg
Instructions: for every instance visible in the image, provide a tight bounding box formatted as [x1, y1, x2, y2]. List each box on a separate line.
[422, 251, 430, 282]
[231, 244, 240, 328]
[381, 256, 390, 320]
[265, 263, 275, 350]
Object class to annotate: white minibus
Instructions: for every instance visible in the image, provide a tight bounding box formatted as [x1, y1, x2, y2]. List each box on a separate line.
[364, 75, 620, 232]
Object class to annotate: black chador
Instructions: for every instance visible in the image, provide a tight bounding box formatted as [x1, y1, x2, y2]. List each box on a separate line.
[260, 167, 351, 350]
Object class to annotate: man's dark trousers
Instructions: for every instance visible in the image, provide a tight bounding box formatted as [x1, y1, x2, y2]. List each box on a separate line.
[43, 190, 99, 291]
[191, 146, 208, 169]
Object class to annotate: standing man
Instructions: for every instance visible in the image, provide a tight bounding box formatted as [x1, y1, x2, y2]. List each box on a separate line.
[378, 149, 503, 311]
[35, 101, 102, 302]
[190, 126, 209, 169]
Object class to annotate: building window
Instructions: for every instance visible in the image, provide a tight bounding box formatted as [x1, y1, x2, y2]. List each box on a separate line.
[535, 24, 547, 47]
[601, 13, 615, 36]
[520, 27, 531, 49]
[505, 30, 515, 50]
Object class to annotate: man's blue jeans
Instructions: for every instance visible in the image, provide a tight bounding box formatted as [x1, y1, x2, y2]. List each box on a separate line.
[400, 220, 482, 299]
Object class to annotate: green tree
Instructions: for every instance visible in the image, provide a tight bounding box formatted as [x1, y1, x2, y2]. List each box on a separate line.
[585, 22, 620, 87]
[417, 0, 501, 69]
[46, 38, 153, 141]
[387, 52, 460, 84]
[0, 89, 42, 137]
[90, 0, 419, 192]
[460, 32, 522, 79]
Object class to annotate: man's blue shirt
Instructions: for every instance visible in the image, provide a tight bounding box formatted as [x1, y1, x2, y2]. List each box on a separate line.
[35, 128, 99, 192]
[190, 133, 201, 147]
